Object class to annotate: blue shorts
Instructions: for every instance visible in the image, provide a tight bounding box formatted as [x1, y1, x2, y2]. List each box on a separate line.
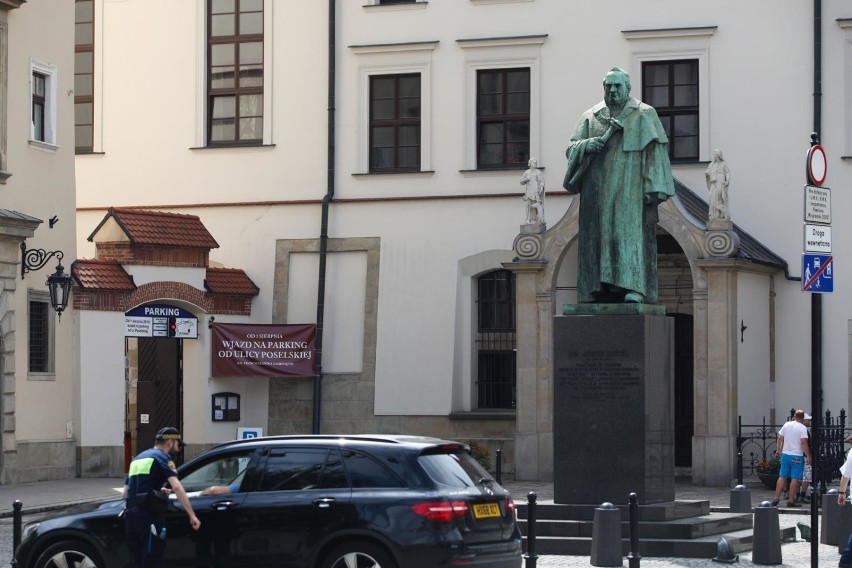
[779, 453, 805, 480]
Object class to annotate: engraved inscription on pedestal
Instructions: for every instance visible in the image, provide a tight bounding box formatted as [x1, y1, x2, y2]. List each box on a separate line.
[553, 314, 674, 505]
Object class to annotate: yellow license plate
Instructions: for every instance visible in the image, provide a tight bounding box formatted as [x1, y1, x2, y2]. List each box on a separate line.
[472, 503, 501, 519]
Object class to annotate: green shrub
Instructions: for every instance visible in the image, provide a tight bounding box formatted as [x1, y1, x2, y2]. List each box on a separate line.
[464, 439, 492, 471]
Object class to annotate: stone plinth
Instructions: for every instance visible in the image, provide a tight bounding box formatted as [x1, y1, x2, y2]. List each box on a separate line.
[553, 313, 674, 504]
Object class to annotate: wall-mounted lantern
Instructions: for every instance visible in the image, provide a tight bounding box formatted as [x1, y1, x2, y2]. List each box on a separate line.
[20, 242, 73, 320]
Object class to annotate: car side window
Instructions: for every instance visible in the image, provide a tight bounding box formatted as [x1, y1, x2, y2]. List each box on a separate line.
[343, 450, 406, 488]
[318, 449, 349, 489]
[179, 451, 253, 493]
[259, 449, 328, 491]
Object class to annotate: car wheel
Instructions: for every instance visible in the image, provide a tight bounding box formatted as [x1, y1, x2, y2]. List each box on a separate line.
[34, 540, 100, 568]
[321, 541, 397, 568]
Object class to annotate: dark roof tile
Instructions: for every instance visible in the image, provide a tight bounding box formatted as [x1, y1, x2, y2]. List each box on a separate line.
[205, 268, 259, 296]
[89, 208, 219, 249]
[72, 259, 136, 290]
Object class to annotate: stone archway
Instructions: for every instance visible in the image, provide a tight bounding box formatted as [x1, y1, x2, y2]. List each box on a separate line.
[506, 193, 746, 485]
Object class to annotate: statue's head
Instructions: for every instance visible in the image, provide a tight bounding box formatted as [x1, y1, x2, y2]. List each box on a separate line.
[603, 67, 631, 108]
[528, 158, 537, 168]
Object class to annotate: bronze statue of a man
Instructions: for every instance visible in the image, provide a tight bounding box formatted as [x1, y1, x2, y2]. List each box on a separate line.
[563, 67, 675, 304]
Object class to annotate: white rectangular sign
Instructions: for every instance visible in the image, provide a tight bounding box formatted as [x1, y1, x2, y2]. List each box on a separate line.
[804, 224, 832, 253]
[173, 318, 198, 339]
[125, 316, 153, 337]
[805, 185, 831, 224]
[237, 427, 263, 440]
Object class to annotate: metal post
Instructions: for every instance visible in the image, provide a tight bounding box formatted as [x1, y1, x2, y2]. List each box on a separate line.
[495, 449, 502, 484]
[12, 500, 22, 562]
[737, 448, 743, 486]
[524, 492, 538, 568]
[627, 492, 641, 568]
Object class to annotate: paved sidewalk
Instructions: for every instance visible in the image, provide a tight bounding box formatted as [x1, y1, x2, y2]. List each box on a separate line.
[0, 476, 846, 566]
[0, 476, 124, 517]
[502, 479, 843, 567]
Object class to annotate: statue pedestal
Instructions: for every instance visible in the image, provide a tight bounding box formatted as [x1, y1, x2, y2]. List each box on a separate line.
[553, 312, 674, 504]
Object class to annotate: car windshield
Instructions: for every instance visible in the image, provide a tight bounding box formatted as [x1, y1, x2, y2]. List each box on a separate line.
[417, 450, 490, 489]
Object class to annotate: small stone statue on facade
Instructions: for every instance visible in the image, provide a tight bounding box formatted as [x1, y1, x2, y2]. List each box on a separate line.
[521, 158, 546, 225]
[705, 149, 731, 221]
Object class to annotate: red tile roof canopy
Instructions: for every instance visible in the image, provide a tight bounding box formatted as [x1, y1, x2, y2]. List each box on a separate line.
[88, 208, 219, 249]
[72, 259, 135, 290]
[205, 268, 260, 296]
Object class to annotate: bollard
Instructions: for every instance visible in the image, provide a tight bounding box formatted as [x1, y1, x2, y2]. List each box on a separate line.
[495, 449, 502, 484]
[627, 492, 640, 568]
[524, 492, 538, 568]
[11, 499, 22, 565]
[838, 494, 852, 555]
[591, 502, 623, 567]
[729, 484, 751, 513]
[821, 489, 842, 545]
[736, 449, 743, 486]
[752, 500, 782, 564]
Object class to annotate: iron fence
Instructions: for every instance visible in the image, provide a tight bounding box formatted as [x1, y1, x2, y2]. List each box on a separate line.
[736, 408, 849, 491]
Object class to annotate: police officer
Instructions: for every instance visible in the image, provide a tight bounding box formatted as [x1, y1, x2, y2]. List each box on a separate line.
[123, 427, 201, 567]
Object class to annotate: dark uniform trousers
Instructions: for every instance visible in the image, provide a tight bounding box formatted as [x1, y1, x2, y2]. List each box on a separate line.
[125, 506, 166, 568]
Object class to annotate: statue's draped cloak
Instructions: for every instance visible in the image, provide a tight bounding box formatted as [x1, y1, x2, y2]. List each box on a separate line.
[563, 98, 675, 303]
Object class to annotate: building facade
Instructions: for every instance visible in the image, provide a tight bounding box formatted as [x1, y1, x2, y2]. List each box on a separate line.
[0, 0, 79, 483]
[73, 0, 852, 485]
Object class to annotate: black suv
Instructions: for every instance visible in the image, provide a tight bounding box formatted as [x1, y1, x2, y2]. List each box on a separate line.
[15, 435, 522, 568]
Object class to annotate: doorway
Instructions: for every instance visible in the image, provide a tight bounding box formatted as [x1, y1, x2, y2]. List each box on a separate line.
[671, 313, 694, 467]
[135, 337, 183, 464]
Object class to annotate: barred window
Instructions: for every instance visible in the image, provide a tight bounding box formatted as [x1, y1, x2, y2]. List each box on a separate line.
[476, 270, 516, 409]
[29, 296, 53, 374]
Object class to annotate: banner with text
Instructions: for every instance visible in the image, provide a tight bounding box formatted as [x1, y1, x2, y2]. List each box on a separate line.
[211, 323, 317, 378]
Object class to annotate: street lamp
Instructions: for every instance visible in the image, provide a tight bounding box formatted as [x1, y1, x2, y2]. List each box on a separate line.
[20, 242, 72, 320]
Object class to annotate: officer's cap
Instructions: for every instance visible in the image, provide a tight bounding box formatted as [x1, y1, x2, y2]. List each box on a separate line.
[155, 426, 186, 447]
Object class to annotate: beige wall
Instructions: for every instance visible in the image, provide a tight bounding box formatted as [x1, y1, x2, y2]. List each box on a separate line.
[0, 1, 78, 481]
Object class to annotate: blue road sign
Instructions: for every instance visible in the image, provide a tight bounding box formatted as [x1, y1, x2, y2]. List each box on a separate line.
[802, 253, 833, 293]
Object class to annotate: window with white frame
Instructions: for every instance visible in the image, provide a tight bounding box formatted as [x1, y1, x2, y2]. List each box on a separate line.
[29, 59, 57, 148]
[458, 35, 545, 171]
[351, 41, 436, 174]
[838, 19, 852, 157]
[28, 290, 55, 378]
[623, 26, 716, 163]
[74, 0, 95, 152]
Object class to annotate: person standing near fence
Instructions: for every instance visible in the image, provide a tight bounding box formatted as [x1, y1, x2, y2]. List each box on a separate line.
[772, 410, 811, 508]
[836, 446, 852, 567]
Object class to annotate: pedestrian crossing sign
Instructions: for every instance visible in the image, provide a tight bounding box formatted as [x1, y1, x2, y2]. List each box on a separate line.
[802, 254, 833, 293]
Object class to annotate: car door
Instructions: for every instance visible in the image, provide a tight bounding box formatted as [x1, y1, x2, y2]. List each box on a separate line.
[164, 449, 258, 568]
[234, 446, 352, 568]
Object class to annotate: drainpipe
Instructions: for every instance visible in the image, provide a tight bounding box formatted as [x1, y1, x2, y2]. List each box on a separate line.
[810, 1, 821, 566]
[313, 0, 336, 434]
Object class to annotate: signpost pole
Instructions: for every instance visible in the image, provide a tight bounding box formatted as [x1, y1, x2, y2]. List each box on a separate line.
[809, 132, 822, 568]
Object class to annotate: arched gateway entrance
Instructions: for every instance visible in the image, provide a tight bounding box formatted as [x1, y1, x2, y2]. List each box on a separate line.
[507, 182, 785, 486]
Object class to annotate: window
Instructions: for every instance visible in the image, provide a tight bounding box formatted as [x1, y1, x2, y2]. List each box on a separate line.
[207, 0, 263, 145]
[29, 59, 57, 148]
[258, 448, 350, 491]
[179, 451, 253, 493]
[475, 270, 516, 409]
[31, 73, 45, 142]
[624, 26, 715, 162]
[370, 74, 420, 172]
[28, 291, 54, 376]
[458, 35, 544, 171]
[477, 68, 529, 168]
[74, 0, 94, 152]
[342, 450, 405, 488]
[351, 41, 436, 173]
[642, 60, 698, 162]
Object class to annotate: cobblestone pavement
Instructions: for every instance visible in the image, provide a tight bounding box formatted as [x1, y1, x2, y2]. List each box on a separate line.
[503, 479, 844, 567]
